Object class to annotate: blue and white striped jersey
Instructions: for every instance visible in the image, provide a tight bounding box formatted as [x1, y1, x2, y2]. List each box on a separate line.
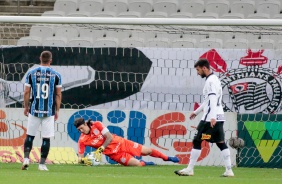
[25, 66, 62, 117]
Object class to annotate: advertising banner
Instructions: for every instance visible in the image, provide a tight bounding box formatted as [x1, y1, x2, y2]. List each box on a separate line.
[0, 108, 238, 166]
[238, 114, 282, 168]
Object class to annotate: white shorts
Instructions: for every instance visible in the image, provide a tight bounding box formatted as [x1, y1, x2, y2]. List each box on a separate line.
[27, 114, 55, 138]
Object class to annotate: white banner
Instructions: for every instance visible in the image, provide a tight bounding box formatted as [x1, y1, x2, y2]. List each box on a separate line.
[0, 108, 237, 166]
[93, 48, 282, 114]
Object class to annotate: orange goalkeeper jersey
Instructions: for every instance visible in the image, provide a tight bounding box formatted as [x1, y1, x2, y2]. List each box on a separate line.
[78, 121, 123, 155]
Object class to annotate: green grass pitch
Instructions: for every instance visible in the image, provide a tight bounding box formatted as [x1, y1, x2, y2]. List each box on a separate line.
[0, 163, 281, 184]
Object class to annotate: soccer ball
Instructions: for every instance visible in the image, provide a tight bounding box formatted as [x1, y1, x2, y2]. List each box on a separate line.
[87, 153, 100, 166]
[228, 137, 245, 149]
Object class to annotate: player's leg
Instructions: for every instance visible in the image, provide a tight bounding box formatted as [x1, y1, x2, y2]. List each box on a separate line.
[118, 139, 155, 166]
[141, 146, 179, 163]
[22, 114, 40, 170]
[175, 121, 206, 176]
[38, 116, 55, 171]
[108, 151, 154, 166]
[174, 138, 201, 176]
[127, 157, 155, 166]
[215, 122, 234, 177]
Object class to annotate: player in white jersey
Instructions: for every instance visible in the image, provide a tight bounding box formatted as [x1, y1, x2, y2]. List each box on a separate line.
[174, 58, 234, 177]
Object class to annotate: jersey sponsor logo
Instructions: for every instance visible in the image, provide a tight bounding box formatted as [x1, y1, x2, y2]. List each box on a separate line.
[91, 135, 103, 145]
[35, 72, 56, 77]
[33, 110, 48, 114]
[217, 114, 224, 120]
[37, 78, 49, 82]
[220, 50, 282, 113]
[93, 129, 99, 135]
[113, 142, 121, 153]
[133, 142, 138, 148]
[201, 133, 211, 140]
[120, 157, 126, 163]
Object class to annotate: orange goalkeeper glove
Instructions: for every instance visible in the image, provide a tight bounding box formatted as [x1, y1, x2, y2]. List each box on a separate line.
[94, 146, 104, 162]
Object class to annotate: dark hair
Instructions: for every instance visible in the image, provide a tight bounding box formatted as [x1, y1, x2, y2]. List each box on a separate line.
[40, 51, 52, 64]
[194, 58, 210, 69]
[74, 117, 92, 128]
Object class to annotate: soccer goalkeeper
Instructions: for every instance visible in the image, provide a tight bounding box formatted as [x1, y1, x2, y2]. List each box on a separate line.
[74, 117, 179, 166]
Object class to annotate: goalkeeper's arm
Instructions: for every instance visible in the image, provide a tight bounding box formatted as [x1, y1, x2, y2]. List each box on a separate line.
[101, 131, 113, 150]
[77, 154, 84, 164]
[93, 131, 113, 161]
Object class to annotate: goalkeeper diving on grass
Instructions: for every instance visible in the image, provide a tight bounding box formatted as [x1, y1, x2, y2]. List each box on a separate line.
[74, 117, 179, 166]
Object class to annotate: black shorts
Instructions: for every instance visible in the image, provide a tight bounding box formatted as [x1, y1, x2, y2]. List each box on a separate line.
[194, 120, 225, 143]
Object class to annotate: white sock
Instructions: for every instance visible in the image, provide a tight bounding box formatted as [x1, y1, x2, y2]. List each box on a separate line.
[187, 149, 201, 170]
[221, 148, 232, 171]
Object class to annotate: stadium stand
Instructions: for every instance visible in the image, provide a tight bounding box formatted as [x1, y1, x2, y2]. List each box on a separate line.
[221, 13, 244, 19]
[120, 37, 145, 47]
[78, 0, 104, 15]
[104, 0, 128, 15]
[17, 36, 43, 46]
[198, 38, 223, 48]
[128, 0, 153, 17]
[230, 0, 256, 18]
[29, 25, 55, 38]
[77, 27, 105, 41]
[224, 38, 249, 49]
[92, 37, 119, 47]
[43, 0, 78, 16]
[145, 38, 170, 48]
[144, 11, 168, 18]
[42, 10, 65, 16]
[169, 12, 193, 18]
[117, 11, 141, 18]
[171, 38, 197, 48]
[42, 36, 68, 46]
[247, 13, 271, 19]
[256, 0, 281, 18]
[1, 0, 282, 48]
[152, 0, 178, 16]
[195, 12, 219, 19]
[205, 0, 230, 17]
[67, 37, 93, 47]
[55, 25, 79, 37]
[67, 11, 91, 17]
[0, 0, 55, 16]
[179, 0, 205, 17]
[249, 39, 276, 49]
[92, 11, 116, 17]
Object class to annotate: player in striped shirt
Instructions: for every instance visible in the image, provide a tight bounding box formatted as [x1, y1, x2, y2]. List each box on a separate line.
[22, 51, 62, 171]
[175, 58, 234, 177]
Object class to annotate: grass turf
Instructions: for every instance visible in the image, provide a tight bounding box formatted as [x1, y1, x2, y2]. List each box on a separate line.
[0, 163, 281, 184]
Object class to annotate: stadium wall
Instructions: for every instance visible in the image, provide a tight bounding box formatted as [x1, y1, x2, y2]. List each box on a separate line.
[0, 46, 281, 167]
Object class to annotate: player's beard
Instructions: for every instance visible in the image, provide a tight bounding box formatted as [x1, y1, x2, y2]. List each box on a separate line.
[201, 73, 206, 78]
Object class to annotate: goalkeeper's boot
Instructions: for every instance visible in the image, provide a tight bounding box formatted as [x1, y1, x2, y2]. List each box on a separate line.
[221, 170, 234, 177]
[167, 156, 180, 163]
[140, 160, 155, 166]
[21, 158, 29, 170]
[38, 164, 49, 171]
[174, 168, 194, 176]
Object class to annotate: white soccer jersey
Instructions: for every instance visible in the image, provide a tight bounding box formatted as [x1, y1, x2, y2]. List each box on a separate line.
[194, 73, 225, 122]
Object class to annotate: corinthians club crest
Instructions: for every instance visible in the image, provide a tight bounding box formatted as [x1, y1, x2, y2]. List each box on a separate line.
[219, 49, 282, 114]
